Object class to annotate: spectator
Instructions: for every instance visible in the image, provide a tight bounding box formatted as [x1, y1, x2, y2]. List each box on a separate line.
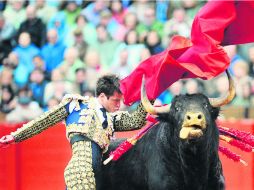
[163, 7, 191, 47]
[0, 13, 16, 64]
[139, 47, 151, 62]
[28, 68, 48, 108]
[43, 69, 76, 104]
[115, 12, 139, 42]
[123, 12, 138, 31]
[90, 24, 120, 71]
[184, 79, 203, 94]
[61, 1, 81, 28]
[58, 47, 85, 82]
[45, 96, 60, 111]
[99, 9, 121, 41]
[128, 0, 154, 23]
[0, 65, 17, 110]
[181, 0, 204, 21]
[155, 0, 170, 23]
[157, 80, 183, 105]
[74, 68, 90, 95]
[13, 32, 40, 87]
[34, 0, 57, 24]
[74, 14, 97, 45]
[144, 30, 164, 55]
[0, 85, 16, 114]
[84, 49, 103, 91]
[232, 59, 253, 102]
[168, 80, 184, 95]
[2, 52, 19, 70]
[81, 0, 108, 26]
[67, 14, 97, 47]
[136, 5, 164, 42]
[6, 86, 43, 123]
[3, 0, 26, 30]
[111, 48, 132, 79]
[18, 5, 47, 48]
[40, 29, 66, 73]
[212, 74, 230, 98]
[109, 0, 129, 25]
[223, 45, 244, 76]
[32, 54, 45, 71]
[72, 28, 89, 60]
[232, 81, 253, 107]
[0, 66, 16, 90]
[113, 29, 145, 70]
[233, 60, 251, 81]
[31, 54, 51, 81]
[47, 11, 69, 45]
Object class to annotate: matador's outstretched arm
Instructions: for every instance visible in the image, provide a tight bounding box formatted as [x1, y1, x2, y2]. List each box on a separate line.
[11, 102, 68, 142]
[0, 96, 76, 147]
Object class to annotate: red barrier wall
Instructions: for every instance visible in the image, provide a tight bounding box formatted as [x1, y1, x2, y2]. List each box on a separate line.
[0, 120, 253, 190]
[0, 123, 71, 190]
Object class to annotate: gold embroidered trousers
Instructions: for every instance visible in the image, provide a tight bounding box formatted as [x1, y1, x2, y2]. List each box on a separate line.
[64, 141, 96, 190]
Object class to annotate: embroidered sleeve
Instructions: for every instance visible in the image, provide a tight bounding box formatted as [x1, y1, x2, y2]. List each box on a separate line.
[11, 101, 69, 143]
[112, 103, 148, 132]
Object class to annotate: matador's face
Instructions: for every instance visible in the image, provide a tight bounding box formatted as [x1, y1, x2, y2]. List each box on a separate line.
[101, 91, 122, 113]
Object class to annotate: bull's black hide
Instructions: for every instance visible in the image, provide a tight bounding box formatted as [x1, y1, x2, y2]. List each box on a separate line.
[101, 93, 225, 190]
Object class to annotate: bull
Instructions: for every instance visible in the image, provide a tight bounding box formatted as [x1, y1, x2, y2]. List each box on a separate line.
[101, 71, 235, 190]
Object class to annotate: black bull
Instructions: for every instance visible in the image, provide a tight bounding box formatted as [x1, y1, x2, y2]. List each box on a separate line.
[101, 93, 225, 190]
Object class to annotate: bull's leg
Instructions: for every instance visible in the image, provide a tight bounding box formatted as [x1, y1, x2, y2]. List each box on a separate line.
[64, 141, 97, 190]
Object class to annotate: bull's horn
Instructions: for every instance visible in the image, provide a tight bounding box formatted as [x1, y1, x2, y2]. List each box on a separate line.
[141, 75, 170, 115]
[209, 70, 235, 107]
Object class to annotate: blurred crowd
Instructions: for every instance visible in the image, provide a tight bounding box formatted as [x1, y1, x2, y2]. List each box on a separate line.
[0, 0, 253, 123]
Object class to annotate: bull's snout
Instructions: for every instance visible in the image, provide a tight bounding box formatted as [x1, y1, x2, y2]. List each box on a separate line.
[186, 112, 203, 120]
[185, 112, 205, 127]
[180, 112, 206, 139]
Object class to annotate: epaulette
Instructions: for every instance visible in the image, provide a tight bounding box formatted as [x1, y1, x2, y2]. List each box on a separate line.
[61, 94, 91, 113]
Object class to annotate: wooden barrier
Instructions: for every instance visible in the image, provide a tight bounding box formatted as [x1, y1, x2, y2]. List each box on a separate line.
[0, 120, 253, 190]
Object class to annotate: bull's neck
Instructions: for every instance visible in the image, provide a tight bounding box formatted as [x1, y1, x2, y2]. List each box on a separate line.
[178, 139, 215, 188]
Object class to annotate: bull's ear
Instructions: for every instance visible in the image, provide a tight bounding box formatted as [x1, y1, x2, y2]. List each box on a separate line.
[208, 70, 235, 107]
[211, 107, 220, 120]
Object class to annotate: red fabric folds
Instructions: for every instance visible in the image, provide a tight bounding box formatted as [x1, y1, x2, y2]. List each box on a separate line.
[120, 1, 254, 105]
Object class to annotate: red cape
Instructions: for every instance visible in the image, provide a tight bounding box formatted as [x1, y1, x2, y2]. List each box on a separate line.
[120, 1, 254, 105]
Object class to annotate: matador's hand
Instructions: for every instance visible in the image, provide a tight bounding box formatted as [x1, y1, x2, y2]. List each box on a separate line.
[0, 135, 15, 148]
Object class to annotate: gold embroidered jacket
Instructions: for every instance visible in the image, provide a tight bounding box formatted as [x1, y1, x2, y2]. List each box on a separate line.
[11, 94, 147, 151]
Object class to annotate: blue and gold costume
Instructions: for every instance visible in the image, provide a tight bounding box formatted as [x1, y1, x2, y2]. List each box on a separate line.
[11, 94, 148, 190]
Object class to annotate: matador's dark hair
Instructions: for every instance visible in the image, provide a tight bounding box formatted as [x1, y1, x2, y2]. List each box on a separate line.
[95, 75, 121, 98]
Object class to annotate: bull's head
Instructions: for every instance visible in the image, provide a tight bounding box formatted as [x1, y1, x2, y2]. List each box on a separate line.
[141, 70, 235, 140]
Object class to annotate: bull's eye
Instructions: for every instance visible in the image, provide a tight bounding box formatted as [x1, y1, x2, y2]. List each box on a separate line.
[175, 102, 182, 112]
[204, 103, 208, 108]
